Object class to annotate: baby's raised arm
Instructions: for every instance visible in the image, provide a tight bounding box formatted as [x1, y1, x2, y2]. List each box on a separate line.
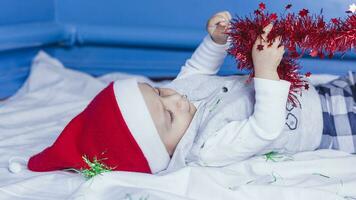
[176, 11, 232, 79]
[198, 24, 291, 166]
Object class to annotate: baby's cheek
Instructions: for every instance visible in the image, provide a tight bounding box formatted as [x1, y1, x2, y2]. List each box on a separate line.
[171, 109, 194, 131]
[164, 130, 183, 156]
[172, 117, 188, 135]
[164, 114, 193, 155]
[179, 113, 194, 133]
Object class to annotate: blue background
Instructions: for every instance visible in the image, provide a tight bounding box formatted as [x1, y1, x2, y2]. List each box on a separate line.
[0, 0, 355, 99]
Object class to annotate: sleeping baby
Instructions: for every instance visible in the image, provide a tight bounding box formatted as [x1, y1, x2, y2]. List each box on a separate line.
[28, 11, 356, 174]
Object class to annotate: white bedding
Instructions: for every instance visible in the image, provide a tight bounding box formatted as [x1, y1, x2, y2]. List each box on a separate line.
[0, 52, 355, 200]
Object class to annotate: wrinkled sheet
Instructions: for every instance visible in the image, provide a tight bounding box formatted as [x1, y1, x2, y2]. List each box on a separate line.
[1, 52, 355, 200]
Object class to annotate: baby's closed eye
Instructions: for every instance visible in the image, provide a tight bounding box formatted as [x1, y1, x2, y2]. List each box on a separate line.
[166, 109, 174, 123]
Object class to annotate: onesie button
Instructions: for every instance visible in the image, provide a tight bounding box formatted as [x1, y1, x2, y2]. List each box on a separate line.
[222, 87, 228, 93]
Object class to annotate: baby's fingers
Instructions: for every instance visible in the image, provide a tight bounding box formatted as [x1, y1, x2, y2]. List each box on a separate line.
[219, 11, 232, 23]
[272, 36, 283, 48]
[207, 11, 231, 33]
[261, 23, 273, 41]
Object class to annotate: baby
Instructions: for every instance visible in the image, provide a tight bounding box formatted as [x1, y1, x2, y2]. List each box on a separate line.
[140, 11, 355, 170]
[28, 11, 356, 174]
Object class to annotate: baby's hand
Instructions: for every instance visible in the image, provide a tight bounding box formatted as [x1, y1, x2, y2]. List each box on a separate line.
[206, 11, 232, 45]
[252, 24, 285, 80]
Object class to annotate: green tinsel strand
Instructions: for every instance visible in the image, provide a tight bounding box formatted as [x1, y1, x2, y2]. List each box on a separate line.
[80, 155, 114, 180]
[264, 151, 282, 162]
[263, 151, 294, 162]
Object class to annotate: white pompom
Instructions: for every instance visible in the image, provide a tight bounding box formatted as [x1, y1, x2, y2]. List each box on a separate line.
[8, 162, 22, 173]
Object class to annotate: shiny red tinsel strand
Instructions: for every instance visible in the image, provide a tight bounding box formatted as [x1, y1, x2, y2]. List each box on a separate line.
[227, 3, 356, 106]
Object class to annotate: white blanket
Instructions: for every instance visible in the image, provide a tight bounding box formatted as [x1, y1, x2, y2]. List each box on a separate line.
[0, 52, 354, 200]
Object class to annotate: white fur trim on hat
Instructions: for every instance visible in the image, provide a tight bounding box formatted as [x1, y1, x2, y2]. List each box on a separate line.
[113, 79, 170, 173]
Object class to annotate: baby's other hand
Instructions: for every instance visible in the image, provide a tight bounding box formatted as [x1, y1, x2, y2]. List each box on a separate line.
[206, 11, 232, 45]
[252, 24, 285, 80]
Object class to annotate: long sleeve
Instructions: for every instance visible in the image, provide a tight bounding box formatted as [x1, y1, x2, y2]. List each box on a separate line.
[175, 35, 229, 80]
[198, 78, 291, 166]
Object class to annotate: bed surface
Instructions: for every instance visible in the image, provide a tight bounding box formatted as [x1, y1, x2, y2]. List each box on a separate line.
[0, 52, 356, 200]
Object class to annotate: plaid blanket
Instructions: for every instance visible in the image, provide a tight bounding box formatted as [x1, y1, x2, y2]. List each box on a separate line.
[315, 71, 356, 153]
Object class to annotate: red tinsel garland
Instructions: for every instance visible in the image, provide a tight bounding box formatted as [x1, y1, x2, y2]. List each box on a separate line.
[227, 3, 356, 106]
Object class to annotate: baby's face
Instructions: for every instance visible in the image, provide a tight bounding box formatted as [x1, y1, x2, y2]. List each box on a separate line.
[138, 83, 196, 156]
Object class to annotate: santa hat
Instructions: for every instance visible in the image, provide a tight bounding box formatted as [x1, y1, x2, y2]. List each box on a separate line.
[28, 79, 170, 174]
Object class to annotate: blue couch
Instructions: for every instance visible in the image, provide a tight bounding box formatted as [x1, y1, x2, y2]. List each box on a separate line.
[0, 0, 354, 99]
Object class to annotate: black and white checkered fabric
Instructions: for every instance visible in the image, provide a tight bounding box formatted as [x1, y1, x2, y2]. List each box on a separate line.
[315, 72, 356, 154]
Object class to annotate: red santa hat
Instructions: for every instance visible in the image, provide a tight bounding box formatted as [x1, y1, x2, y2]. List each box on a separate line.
[27, 78, 170, 174]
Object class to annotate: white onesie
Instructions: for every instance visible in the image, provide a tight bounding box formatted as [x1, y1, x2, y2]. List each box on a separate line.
[164, 35, 323, 171]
